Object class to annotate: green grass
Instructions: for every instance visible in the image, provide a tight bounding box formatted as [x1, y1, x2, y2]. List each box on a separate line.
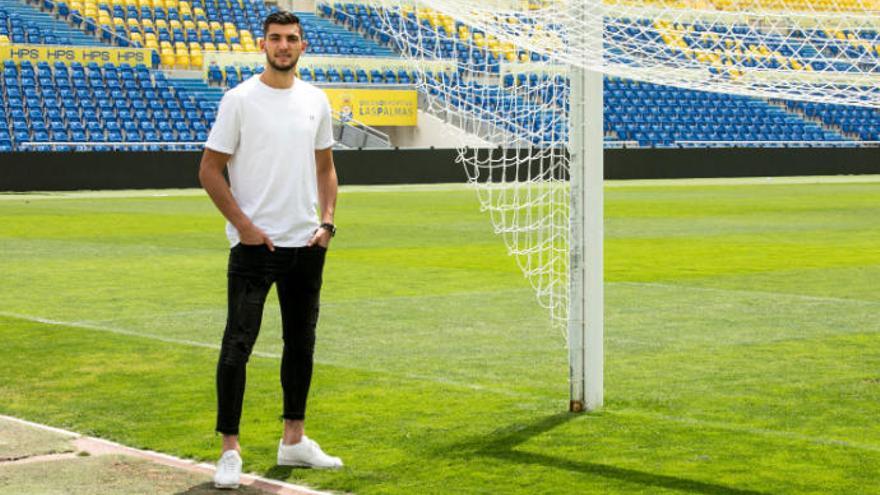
[1, 177, 879, 494]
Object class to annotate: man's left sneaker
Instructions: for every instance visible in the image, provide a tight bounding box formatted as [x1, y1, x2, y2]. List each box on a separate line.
[277, 436, 343, 469]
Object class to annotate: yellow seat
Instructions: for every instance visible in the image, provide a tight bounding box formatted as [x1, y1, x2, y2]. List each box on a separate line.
[189, 51, 202, 67]
[216, 42, 229, 51]
[183, 19, 195, 30]
[196, 20, 208, 30]
[169, 19, 181, 30]
[159, 40, 172, 49]
[161, 50, 175, 66]
[231, 43, 242, 52]
[129, 32, 143, 44]
[175, 54, 189, 69]
[145, 40, 159, 50]
[209, 21, 221, 31]
[0, 34, 9, 44]
[202, 41, 215, 51]
[155, 19, 168, 30]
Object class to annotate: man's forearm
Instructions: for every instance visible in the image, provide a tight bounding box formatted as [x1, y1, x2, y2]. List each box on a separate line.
[199, 166, 252, 232]
[316, 156, 338, 224]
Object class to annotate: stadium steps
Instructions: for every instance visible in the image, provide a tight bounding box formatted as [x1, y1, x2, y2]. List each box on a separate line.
[0, 0, 101, 46]
[769, 101, 856, 142]
[295, 11, 396, 57]
[165, 77, 224, 108]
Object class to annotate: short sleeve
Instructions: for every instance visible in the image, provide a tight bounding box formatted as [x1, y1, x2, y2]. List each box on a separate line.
[314, 92, 335, 150]
[205, 92, 240, 154]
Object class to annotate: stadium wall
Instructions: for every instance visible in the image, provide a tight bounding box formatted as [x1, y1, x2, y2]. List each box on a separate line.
[1, 148, 878, 191]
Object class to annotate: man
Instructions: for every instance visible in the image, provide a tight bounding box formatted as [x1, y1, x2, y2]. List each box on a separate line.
[198, 11, 342, 490]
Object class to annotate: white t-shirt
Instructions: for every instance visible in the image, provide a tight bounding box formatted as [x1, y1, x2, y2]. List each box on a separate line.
[205, 75, 335, 247]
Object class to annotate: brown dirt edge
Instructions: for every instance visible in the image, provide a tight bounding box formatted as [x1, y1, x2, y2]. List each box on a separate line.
[0, 415, 332, 495]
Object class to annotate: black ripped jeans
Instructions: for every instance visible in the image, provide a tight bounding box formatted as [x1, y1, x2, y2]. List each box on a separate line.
[215, 243, 326, 436]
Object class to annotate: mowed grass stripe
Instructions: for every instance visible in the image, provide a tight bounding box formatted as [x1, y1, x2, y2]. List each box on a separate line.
[4, 309, 879, 454]
[1, 180, 879, 494]
[2, 316, 879, 495]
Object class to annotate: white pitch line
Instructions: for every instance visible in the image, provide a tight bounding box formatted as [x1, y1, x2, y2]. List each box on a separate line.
[613, 281, 880, 307]
[4, 310, 880, 455]
[604, 174, 880, 188]
[0, 183, 473, 201]
[0, 311, 525, 397]
[3, 174, 877, 202]
[0, 414, 329, 495]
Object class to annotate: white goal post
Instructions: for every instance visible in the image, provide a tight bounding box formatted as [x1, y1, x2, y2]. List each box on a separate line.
[349, 0, 880, 412]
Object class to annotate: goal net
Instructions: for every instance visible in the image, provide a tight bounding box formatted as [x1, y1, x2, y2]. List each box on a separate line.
[339, 0, 879, 407]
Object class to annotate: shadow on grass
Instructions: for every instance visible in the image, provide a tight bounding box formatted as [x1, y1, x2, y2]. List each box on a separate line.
[466, 412, 767, 495]
[175, 481, 272, 494]
[263, 464, 295, 479]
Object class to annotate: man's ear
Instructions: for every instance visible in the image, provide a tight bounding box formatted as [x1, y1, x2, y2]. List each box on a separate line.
[301, 40, 308, 53]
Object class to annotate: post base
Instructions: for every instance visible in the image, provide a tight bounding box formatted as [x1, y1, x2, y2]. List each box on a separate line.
[569, 400, 585, 413]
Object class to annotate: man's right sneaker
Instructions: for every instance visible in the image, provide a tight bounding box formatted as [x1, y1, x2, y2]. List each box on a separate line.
[277, 436, 343, 469]
[213, 450, 242, 489]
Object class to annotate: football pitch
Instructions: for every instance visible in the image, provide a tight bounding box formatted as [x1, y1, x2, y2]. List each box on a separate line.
[1, 176, 878, 494]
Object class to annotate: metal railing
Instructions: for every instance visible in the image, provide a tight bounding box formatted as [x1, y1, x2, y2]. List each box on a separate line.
[332, 111, 392, 149]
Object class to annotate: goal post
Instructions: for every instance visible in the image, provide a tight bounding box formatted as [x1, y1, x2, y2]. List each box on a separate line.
[353, 0, 879, 412]
[568, 0, 605, 412]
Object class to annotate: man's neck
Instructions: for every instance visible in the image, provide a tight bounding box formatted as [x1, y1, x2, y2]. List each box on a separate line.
[260, 67, 296, 89]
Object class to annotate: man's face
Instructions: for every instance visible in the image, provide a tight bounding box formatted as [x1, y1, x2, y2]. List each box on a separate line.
[261, 23, 306, 72]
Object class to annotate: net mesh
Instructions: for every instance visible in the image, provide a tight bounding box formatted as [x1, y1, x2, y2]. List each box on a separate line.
[343, 0, 879, 331]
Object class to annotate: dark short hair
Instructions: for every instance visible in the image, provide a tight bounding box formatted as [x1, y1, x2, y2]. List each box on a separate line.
[262, 11, 304, 39]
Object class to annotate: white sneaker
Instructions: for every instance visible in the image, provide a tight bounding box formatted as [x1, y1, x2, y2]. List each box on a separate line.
[277, 436, 343, 469]
[213, 450, 242, 489]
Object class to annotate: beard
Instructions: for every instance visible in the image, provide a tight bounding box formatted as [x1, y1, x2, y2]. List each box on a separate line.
[266, 53, 297, 72]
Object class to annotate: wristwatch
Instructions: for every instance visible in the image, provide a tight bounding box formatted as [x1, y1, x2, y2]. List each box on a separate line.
[319, 222, 336, 237]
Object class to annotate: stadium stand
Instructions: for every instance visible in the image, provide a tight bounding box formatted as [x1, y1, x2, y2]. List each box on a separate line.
[784, 101, 880, 141]
[30, 0, 393, 67]
[318, 2, 861, 147]
[603, 79, 846, 147]
[0, 0, 876, 152]
[0, 0, 99, 45]
[1, 58, 220, 151]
